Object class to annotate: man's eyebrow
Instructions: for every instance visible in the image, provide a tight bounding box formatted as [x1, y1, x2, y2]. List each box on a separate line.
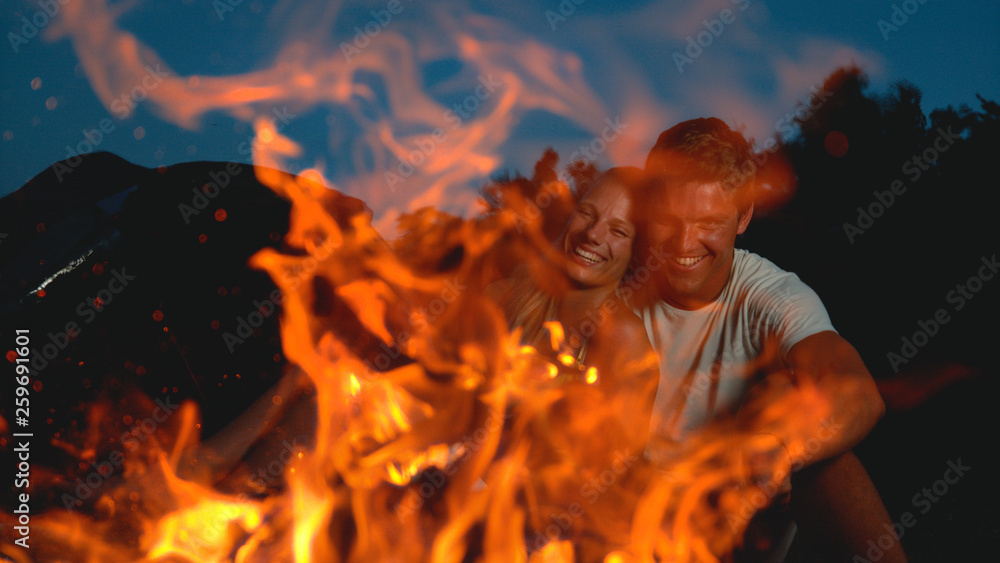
[647, 210, 729, 224]
[700, 215, 730, 223]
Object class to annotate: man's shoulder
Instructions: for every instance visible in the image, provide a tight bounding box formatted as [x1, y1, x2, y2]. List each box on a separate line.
[730, 249, 812, 297]
[731, 249, 790, 280]
[725, 249, 834, 331]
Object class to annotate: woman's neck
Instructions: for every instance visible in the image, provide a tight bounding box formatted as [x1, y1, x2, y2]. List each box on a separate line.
[555, 284, 618, 332]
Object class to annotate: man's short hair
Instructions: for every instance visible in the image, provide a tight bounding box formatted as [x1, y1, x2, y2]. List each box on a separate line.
[644, 118, 756, 208]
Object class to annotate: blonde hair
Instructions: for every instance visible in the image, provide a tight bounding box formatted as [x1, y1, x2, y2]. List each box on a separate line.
[497, 263, 557, 349]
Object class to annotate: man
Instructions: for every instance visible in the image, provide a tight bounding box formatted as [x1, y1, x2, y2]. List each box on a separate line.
[635, 118, 904, 561]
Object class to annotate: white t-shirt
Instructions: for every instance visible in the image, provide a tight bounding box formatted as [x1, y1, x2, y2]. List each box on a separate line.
[638, 249, 836, 442]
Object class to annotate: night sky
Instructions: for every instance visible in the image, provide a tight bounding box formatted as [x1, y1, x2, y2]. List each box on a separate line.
[2, 0, 997, 226]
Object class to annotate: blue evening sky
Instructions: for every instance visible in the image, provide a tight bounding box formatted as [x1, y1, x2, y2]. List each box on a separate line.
[2, 0, 997, 224]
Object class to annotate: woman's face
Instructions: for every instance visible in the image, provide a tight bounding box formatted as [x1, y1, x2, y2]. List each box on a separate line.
[562, 179, 635, 289]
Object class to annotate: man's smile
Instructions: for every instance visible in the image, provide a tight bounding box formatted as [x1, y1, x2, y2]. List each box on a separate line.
[672, 255, 706, 267]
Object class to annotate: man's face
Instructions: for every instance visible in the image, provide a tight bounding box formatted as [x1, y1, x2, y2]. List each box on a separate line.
[645, 181, 752, 309]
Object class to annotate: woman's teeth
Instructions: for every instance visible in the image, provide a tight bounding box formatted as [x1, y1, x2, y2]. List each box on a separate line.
[574, 247, 604, 264]
[675, 256, 705, 266]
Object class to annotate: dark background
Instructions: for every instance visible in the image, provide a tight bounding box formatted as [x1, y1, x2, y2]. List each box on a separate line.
[742, 67, 999, 561]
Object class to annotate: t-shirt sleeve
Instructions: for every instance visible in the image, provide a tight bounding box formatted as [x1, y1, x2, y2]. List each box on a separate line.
[754, 273, 837, 357]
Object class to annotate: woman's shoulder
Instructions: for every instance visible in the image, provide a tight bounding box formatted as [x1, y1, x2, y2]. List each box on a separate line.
[596, 300, 653, 351]
[589, 299, 658, 388]
[611, 301, 647, 333]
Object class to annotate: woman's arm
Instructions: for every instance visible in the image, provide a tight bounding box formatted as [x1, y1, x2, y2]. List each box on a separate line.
[588, 310, 660, 449]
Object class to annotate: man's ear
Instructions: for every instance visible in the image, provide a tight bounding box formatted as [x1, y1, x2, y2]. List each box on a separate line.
[737, 203, 753, 235]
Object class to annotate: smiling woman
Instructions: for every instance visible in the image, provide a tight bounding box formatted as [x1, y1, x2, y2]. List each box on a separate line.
[493, 165, 659, 439]
[497, 168, 643, 356]
[562, 172, 636, 291]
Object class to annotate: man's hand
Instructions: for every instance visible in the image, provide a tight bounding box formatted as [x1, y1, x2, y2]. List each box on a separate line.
[781, 331, 885, 468]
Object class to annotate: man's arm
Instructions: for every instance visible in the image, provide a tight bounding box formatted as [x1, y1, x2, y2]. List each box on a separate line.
[734, 332, 900, 559]
[778, 332, 906, 559]
[780, 330, 885, 467]
[737, 330, 883, 470]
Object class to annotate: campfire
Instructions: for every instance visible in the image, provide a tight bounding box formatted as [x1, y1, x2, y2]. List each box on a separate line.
[4, 144, 830, 562]
[1, 2, 835, 561]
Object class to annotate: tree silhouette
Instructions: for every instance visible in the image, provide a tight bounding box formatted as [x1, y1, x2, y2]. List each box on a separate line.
[741, 66, 999, 377]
